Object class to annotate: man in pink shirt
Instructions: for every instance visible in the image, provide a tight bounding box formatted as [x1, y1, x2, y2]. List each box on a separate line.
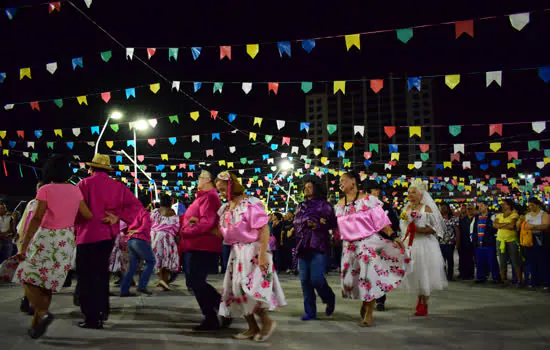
[180, 169, 226, 331]
[75, 154, 144, 329]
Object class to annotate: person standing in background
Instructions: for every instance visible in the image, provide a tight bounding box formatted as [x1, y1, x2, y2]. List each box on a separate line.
[0, 201, 15, 264]
[438, 203, 459, 281]
[280, 211, 296, 274]
[473, 201, 500, 284]
[457, 205, 476, 280]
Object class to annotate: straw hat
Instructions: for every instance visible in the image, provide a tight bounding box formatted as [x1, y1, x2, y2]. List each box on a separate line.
[86, 154, 114, 171]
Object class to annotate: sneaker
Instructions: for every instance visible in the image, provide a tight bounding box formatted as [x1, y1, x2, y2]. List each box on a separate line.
[78, 320, 104, 329]
[326, 301, 335, 316]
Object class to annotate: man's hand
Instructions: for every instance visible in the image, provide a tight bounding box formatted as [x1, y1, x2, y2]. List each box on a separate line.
[320, 218, 327, 225]
[307, 220, 317, 230]
[127, 229, 139, 237]
[102, 212, 120, 225]
[211, 226, 223, 238]
[188, 217, 199, 227]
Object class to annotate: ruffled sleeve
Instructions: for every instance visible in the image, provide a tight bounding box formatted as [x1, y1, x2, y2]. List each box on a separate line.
[425, 212, 445, 238]
[247, 200, 269, 230]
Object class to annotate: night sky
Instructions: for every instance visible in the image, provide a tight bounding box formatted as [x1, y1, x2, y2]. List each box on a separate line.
[0, 1, 549, 203]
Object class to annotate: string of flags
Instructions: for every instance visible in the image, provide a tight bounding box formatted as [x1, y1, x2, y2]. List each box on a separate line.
[2, 1, 92, 20]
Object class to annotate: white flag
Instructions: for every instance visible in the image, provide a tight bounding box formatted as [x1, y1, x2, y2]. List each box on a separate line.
[384, 164, 392, 170]
[536, 161, 545, 169]
[267, 158, 274, 164]
[276, 120, 286, 130]
[27, 142, 34, 149]
[354, 125, 365, 136]
[454, 144, 465, 154]
[46, 62, 57, 74]
[302, 139, 311, 148]
[229, 146, 236, 153]
[23, 152, 29, 158]
[509, 13, 529, 31]
[172, 81, 180, 91]
[414, 161, 422, 169]
[238, 169, 245, 175]
[87, 142, 95, 147]
[532, 121, 546, 134]
[463, 161, 471, 169]
[72, 128, 81, 137]
[486, 71, 502, 87]
[84, 0, 93, 8]
[126, 48, 134, 60]
[242, 82, 252, 94]
[4, 104, 14, 110]
[281, 153, 288, 158]
[191, 135, 200, 143]
[291, 146, 299, 154]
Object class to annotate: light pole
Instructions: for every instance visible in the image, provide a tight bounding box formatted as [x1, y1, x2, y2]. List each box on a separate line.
[265, 160, 294, 210]
[130, 119, 149, 198]
[95, 111, 123, 155]
[113, 150, 159, 203]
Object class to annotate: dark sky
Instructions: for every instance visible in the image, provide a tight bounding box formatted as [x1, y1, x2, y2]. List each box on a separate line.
[0, 0, 549, 201]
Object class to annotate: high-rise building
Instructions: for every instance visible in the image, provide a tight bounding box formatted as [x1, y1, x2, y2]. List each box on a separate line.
[304, 76, 436, 175]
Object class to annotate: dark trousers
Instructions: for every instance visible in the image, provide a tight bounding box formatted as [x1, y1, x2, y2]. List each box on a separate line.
[189, 251, 221, 322]
[475, 246, 500, 281]
[182, 252, 192, 289]
[0, 239, 13, 264]
[221, 244, 231, 274]
[76, 239, 114, 323]
[440, 244, 455, 280]
[524, 245, 550, 287]
[458, 243, 475, 279]
[298, 253, 335, 318]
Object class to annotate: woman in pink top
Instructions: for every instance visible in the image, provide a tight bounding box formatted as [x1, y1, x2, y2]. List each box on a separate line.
[335, 171, 409, 327]
[15, 155, 93, 339]
[151, 195, 180, 291]
[215, 172, 286, 343]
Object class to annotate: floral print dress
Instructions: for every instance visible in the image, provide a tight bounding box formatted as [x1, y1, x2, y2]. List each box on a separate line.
[150, 209, 180, 272]
[109, 222, 130, 273]
[335, 196, 410, 302]
[217, 197, 287, 317]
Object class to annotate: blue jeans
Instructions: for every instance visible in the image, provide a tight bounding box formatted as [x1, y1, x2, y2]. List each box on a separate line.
[298, 252, 335, 318]
[0, 239, 13, 264]
[524, 245, 550, 287]
[475, 246, 500, 281]
[221, 244, 231, 274]
[121, 239, 156, 293]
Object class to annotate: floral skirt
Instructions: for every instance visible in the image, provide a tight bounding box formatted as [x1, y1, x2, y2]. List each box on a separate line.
[14, 226, 75, 292]
[0, 255, 21, 282]
[219, 242, 287, 318]
[109, 234, 130, 273]
[152, 231, 180, 272]
[402, 233, 448, 296]
[341, 234, 410, 302]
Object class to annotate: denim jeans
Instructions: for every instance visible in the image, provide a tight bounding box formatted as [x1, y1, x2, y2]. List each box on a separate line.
[298, 252, 335, 318]
[475, 246, 500, 281]
[221, 244, 231, 274]
[121, 239, 156, 293]
[440, 244, 455, 281]
[0, 239, 13, 264]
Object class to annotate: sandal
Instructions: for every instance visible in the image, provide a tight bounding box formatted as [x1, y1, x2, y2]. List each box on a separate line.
[254, 321, 277, 342]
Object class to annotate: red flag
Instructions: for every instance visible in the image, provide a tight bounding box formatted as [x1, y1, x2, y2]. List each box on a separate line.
[179, 163, 186, 169]
[187, 172, 194, 178]
[220, 46, 231, 60]
[30, 101, 40, 111]
[101, 92, 111, 103]
[455, 20, 474, 38]
[489, 124, 502, 136]
[17, 130, 24, 139]
[48, 2, 61, 13]
[384, 126, 396, 138]
[147, 48, 156, 60]
[268, 82, 279, 95]
[450, 153, 460, 162]
[210, 110, 218, 120]
[508, 151, 518, 161]
[282, 136, 290, 145]
[370, 79, 384, 94]
[419, 144, 430, 153]
[364, 152, 372, 160]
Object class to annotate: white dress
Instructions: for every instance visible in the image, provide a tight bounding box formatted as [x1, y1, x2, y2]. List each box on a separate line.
[400, 205, 448, 296]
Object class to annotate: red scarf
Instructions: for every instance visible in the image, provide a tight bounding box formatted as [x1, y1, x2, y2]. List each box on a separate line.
[404, 222, 416, 247]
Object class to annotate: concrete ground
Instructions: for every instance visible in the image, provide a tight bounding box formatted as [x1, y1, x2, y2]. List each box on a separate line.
[1, 272, 550, 350]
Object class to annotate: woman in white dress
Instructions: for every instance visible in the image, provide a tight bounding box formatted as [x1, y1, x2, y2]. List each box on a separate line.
[400, 180, 447, 316]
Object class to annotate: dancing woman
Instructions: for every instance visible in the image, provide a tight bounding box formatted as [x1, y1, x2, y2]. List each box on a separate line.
[335, 171, 408, 327]
[215, 171, 286, 342]
[400, 180, 448, 316]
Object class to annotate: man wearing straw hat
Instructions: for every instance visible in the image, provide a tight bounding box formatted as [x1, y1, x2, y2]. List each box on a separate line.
[75, 154, 145, 329]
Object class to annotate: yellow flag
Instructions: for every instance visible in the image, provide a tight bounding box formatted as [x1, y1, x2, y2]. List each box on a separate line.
[343, 142, 353, 150]
[391, 153, 400, 161]
[218, 160, 226, 166]
[162, 180, 168, 186]
[466, 186, 472, 191]
[489, 142, 501, 152]
[408, 164, 415, 170]
[247, 44, 259, 59]
[253, 117, 263, 127]
[345, 34, 361, 50]
[118, 165, 125, 171]
[170, 165, 176, 171]
[268, 187, 273, 193]
[444, 161, 452, 169]
[445, 74, 460, 89]
[161, 154, 168, 161]
[313, 148, 322, 156]
[2, 150, 9, 156]
[106, 141, 114, 148]
[409, 126, 421, 138]
[20, 67, 31, 80]
[249, 132, 257, 141]
[333, 81, 346, 94]
[54, 129, 63, 137]
[403, 182, 409, 188]
[338, 170, 345, 177]
[320, 157, 328, 164]
[190, 111, 200, 121]
[77, 96, 88, 105]
[150, 83, 160, 94]
[227, 162, 234, 169]
[545, 157, 550, 165]
[258, 180, 264, 187]
[0, 131, 6, 139]
[507, 163, 516, 169]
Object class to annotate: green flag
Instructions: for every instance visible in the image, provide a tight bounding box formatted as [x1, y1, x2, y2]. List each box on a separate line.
[327, 124, 337, 135]
[301, 82, 312, 93]
[168, 48, 179, 61]
[240, 157, 247, 164]
[396, 28, 413, 44]
[420, 153, 429, 161]
[169, 115, 179, 124]
[110, 124, 119, 132]
[449, 125, 461, 136]
[53, 99, 63, 108]
[265, 135, 273, 143]
[47, 142, 54, 150]
[369, 144, 379, 153]
[100, 50, 112, 62]
[184, 152, 191, 159]
[528, 140, 540, 151]
[213, 82, 223, 94]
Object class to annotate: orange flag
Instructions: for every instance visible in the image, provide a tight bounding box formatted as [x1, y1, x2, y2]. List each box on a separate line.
[384, 126, 396, 138]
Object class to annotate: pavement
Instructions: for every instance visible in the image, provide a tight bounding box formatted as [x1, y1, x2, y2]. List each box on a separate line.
[1, 272, 550, 350]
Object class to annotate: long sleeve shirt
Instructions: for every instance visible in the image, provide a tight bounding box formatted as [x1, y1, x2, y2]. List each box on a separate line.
[293, 199, 337, 257]
[126, 207, 153, 243]
[179, 188, 222, 253]
[76, 172, 144, 245]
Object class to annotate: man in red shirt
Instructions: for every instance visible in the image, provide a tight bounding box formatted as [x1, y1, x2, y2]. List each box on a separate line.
[180, 170, 228, 331]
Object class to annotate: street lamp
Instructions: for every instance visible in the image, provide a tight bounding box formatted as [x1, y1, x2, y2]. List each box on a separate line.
[130, 119, 149, 197]
[95, 111, 123, 155]
[266, 160, 294, 210]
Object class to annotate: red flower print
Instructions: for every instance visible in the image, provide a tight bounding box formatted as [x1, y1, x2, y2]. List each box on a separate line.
[254, 292, 262, 298]
[361, 254, 370, 262]
[404, 258, 411, 264]
[37, 244, 45, 252]
[238, 263, 243, 272]
[236, 298, 242, 304]
[40, 275, 48, 282]
[64, 264, 72, 273]
[243, 295, 248, 303]
[17, 269, 23, 279]
[261, 280, 271, 289]
[53, 263, 61, 270]
[343, 262, 350, 270]
[366, 282, 372, 290]
[58, 240, 67, 248]
[39, 267, 49, 276]
[27, 277, 36, 284]
[51, 280, 59, 290]
[348, 244, 357, 252]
